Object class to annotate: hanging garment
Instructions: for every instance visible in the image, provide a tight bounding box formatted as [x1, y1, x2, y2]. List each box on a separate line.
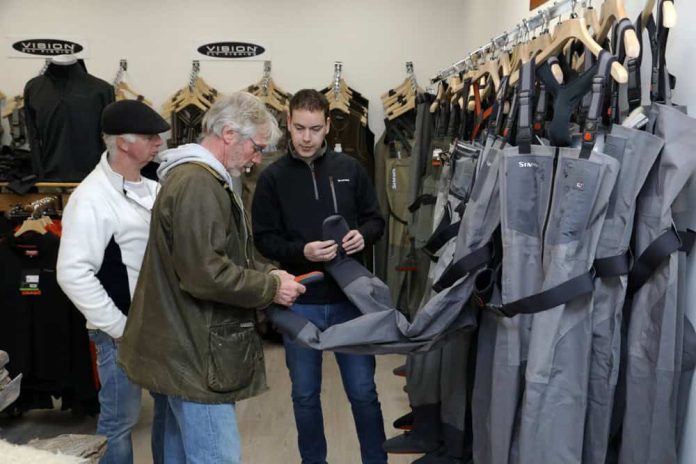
[671, 180, 696, 456]
[405, 330, 473, 459]
[167, 104, 207, 149]
[0, 230, 98, 413]
[401, 136, 484, 463]
[326, 107, 375, 180]
[470, 53, 621, 464]
[582, 125, 663, 464]
[619, 102, 696, 464]
[23, 61, 114, 181]
[375, 111, 417, 284]
[384, 152, 415, 312]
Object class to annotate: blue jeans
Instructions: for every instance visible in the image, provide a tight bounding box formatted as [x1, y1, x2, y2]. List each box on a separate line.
[150, 392, 167, 464]
[163, 396, 241, 463]
[89, 330, 142, 464]
[284, 301, 387, 464]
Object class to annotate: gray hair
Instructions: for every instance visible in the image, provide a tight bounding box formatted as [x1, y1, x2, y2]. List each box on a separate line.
[103, 133, 137, 156]
[202, 92, 281, 145]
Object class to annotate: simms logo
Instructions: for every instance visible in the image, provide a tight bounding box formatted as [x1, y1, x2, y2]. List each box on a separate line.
[12, 39, 83, 56]
[197, 42, 265, 58]
[391, 169, 398, 190]
[518, 161, 539, 168]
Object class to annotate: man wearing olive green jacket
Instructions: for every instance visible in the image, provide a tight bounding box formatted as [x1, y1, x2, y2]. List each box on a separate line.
[118, 92, 306, 464]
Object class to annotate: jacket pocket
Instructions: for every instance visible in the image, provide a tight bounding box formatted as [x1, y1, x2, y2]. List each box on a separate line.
[207, 322, 262, 393]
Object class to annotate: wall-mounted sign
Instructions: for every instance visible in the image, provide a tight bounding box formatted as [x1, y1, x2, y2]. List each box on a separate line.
[194, 40, 269, 60]
[6, 36, 90, 58]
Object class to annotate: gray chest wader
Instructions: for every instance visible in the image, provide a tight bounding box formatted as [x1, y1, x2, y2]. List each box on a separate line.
[515, 53, 621, 464]
[404, 80, 511, 460]
[618, 102, 696, 464]
[617, 7, 696, 460]
[581, 125, 663, 464]
[470, 54, 620, 464]
[582, 18, 666, 463]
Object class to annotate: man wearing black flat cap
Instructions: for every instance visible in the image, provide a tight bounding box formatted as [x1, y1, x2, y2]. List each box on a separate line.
[57, 99, 170, 464]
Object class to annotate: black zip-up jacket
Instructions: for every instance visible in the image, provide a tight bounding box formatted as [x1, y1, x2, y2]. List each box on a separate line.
[24, 61, 114, 181]
[252, 148, 385, 304]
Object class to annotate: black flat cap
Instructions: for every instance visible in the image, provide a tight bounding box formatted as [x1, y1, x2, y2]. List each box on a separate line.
[102, 100, 170, 135]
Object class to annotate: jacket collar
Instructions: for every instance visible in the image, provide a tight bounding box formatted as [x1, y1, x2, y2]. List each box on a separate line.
[288, 140, 328, 165]
[98, 151, 157, 211]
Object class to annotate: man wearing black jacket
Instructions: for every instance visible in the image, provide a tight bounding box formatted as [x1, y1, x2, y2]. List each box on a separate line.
[252, 89, 387, 464]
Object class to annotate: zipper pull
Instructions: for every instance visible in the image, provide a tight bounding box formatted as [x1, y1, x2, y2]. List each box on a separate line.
[329, 176, 338, 214]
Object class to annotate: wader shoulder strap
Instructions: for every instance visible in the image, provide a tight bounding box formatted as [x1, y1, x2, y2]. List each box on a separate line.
[408, 194, 437, 213]
[432, 242, 493, 292]
[594, 250, 633, 277]
[679, 229, 696, 255]
[488, 270, 595, 318]
[516, 58, 536, 154]
[423, 207, 460, 258]
[580, 51, 616, 159]
[627, 226, 682, 294]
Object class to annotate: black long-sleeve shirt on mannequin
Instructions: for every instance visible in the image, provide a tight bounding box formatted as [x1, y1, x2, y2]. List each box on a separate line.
[23, 61, 114, 181]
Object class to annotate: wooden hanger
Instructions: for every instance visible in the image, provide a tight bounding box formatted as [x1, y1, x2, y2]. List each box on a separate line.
[511, 29, 563, 85]
[115, 81, 153, 106]
[470, 53, 501, 93]
[643, 0, 677, 29]
[1, 96, 23, 119]
[429, 81, 445, 113]
[596, 0, 640, 58]
[534, 15, 628, 83]
[14, 218, 47, 237]
[584, 4, 602, 34]
[662, 1, 677, 28]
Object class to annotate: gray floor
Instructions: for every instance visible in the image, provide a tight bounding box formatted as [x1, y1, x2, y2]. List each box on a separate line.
[0, 343, 416, 463]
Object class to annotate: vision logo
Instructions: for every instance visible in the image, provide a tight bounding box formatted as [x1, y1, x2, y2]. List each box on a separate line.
[197, 42, 265, 59]
[575, 181, 585, 191]
[12, 39, 84, 56]
[518, 161, 539, 168]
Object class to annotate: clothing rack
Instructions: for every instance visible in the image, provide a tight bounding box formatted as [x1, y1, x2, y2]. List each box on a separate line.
[38, 58, 51, 76]
[332, 61, 343, 101]
[406, 61, 417, 92]
[113, 59, 128, 86]
[430, 0, 578, 83]
[189, 60, 201, 90]
[5, 196, 59, 221]
[262, 61, 272, 97]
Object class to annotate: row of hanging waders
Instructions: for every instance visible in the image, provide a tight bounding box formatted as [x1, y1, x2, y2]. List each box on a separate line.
[266, 14, 696, 463]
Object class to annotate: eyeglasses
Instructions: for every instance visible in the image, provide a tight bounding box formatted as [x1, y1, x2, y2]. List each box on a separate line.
[248, 137, 266, 155]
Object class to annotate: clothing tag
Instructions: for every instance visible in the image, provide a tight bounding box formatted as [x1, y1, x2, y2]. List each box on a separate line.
[20, 270, 41, 296]
[334, 143, 343, 153]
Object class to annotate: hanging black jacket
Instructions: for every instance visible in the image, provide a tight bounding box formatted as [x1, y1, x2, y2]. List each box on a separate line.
[252, 147, 384, 304]
[23, 61, 114, 181]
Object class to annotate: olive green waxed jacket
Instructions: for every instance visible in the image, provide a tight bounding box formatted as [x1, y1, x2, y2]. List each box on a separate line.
[118, 162, 279, 404]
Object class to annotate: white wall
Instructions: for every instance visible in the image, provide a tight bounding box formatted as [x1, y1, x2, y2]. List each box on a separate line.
[0, 0, 477, 140]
